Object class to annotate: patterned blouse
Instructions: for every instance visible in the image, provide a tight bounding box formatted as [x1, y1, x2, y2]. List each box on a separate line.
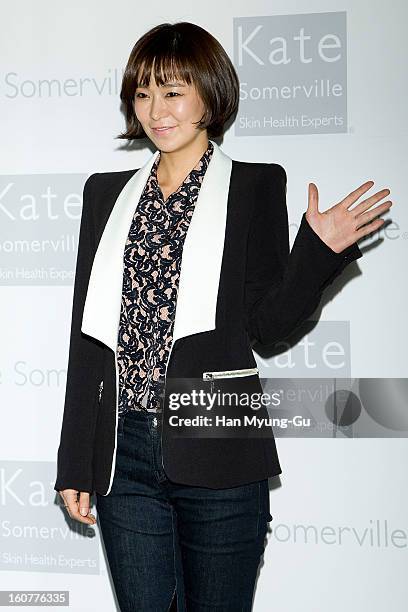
[116, 140, 214, 418]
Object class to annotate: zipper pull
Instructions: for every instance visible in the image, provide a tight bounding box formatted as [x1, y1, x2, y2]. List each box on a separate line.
[98, 380, 103, 403]
[209, 374, 214, 395]
[203, 372, 214, 395]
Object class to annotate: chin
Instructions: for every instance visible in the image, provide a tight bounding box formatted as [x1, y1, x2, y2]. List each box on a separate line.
[174, 134, 202, 147]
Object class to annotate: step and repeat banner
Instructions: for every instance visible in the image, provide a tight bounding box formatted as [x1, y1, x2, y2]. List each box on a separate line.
[1, 1, 406, 610]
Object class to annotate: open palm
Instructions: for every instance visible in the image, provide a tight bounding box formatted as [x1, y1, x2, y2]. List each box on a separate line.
[306, 181, 392, 253]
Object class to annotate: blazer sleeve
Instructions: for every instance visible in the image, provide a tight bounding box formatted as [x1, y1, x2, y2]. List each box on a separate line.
[54, 173, 102, 494]
[244, 164, 363, 347]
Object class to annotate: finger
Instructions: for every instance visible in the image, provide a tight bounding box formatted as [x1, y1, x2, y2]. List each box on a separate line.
[352, 188, 391, 217]
[355, 215, 387, 239]
[60, 490, 96, 525]
[67, 503, 96, 524]
[60, 489, 78, 519]
[307, 183, 319, 215]
[77, 491, 96, 524]
[79, 492, 91, 517]
[340, 180, 374, 209]
[355, 201, 392, 230]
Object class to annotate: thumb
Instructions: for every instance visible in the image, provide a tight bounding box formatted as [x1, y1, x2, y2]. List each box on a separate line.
[307, 182, 319, 215]
[79, 492, 91, 516]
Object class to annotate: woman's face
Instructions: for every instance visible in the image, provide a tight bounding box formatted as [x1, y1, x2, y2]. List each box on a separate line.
[133, 68, 207, 151]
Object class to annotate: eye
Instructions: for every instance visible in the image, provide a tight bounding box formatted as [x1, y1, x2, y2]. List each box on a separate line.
[166, 91, 181, 97]
[135, 92, 147, 99]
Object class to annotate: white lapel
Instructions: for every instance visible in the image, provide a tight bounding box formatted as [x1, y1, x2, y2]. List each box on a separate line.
[81, 139, 232, 353]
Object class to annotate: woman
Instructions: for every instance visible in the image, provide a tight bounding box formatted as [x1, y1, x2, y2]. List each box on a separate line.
[54, 22, 392, 611]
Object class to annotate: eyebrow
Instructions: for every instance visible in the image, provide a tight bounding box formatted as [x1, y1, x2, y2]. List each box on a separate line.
[136, 82, 187, 89]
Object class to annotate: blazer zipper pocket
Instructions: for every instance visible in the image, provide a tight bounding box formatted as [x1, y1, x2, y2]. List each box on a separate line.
[202, 367, 259, 394]
[97, 379, 104, 404]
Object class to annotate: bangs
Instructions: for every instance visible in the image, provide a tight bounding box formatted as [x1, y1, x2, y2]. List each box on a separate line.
[135, 50, 194, 89]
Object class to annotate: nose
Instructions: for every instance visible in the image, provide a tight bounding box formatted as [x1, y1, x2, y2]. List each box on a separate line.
[149, 94, 168, 121]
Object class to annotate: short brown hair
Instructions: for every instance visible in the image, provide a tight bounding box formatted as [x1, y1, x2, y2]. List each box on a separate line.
[116, 22, 240, 140]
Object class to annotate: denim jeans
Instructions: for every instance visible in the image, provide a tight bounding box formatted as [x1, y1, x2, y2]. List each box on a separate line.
[95, 409, 273, 612]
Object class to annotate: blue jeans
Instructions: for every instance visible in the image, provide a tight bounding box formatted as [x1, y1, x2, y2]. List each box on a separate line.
[95, 409, 273, 611]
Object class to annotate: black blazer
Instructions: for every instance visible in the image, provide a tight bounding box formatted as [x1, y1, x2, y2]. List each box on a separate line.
[54, 140, 362, 496]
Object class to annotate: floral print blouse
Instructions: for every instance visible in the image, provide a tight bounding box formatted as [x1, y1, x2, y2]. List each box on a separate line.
[116, 140, 214, 418]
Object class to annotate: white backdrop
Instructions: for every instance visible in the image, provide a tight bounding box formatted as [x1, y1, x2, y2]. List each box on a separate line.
[1, 1, 407, 610]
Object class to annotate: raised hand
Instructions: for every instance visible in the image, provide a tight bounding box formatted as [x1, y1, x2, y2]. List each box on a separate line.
[305, 181, 392, 253]
[59, 489, 97, 525]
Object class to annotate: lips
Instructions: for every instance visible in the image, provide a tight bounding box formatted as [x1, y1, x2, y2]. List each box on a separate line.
[151, 126, 176, 135]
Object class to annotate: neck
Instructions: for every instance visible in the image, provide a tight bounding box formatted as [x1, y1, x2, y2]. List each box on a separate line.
[157, 133, 210, 183]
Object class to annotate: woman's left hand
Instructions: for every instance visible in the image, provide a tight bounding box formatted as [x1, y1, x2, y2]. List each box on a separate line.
[305, 181, 393, 253]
